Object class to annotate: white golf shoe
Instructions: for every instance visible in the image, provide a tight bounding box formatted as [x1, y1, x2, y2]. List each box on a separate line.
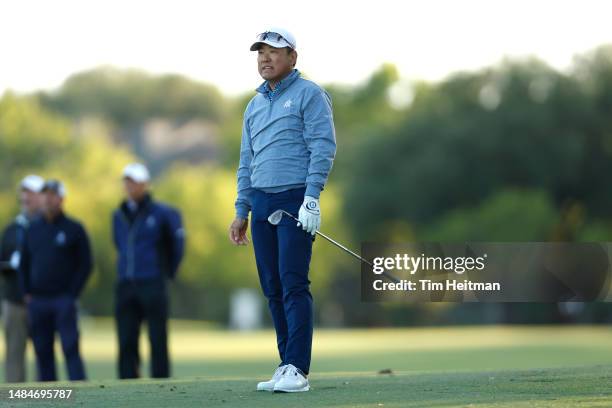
[256, 365, 287, 392]
[273, 364, 310, 393]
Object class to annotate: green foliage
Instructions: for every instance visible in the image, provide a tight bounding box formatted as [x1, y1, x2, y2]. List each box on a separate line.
[0, 92, 72, 190]
[328, 63, 403, 146]
[39, 66, 226, 126]
[422, 189, 559, 241]
[218, 93, 253, 167]
[155, 165, 258, 289]
[344, 51, 612, 242]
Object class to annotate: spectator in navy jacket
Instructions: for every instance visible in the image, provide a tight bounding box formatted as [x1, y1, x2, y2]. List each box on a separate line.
[20, 179, 92, 381]
[112, 163, 185, 379]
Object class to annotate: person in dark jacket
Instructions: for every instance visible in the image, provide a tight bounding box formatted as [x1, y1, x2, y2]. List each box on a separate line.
[1, 175, 45, 382]
[19, 179, 92, 381]
[112, 163, 185, 379]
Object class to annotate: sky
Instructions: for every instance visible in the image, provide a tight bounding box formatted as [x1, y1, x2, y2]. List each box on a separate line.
[1, 0, 611, 96]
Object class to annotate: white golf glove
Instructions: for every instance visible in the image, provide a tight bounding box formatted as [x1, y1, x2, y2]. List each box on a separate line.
[298, 196, 320, 236]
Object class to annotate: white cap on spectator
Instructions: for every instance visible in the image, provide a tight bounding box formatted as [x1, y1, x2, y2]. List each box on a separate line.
[123, 163, 150, 183]
[20, 175, 45, 193]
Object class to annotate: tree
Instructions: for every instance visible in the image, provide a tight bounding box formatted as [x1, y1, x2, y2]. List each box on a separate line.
[343, 56, 604, 242]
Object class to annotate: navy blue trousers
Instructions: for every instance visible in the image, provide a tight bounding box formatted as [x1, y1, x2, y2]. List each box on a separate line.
[115, 278, 169, 379]
[250, 188, 314, 374]
[28, 295, 86, 381]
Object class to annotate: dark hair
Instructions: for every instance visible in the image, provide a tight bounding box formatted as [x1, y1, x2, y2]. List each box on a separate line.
[286, 47, 296, 67]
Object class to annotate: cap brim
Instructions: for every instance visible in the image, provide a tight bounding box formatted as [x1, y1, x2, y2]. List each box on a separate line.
[123, 174, 149, 183]
[21, 183, 42, 193]
[250, 39, 293, 51]
[20, 176, 45, 192]
[42, 188, 65, 197]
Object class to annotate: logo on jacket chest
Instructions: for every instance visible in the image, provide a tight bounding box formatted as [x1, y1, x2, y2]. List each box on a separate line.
[146, 216, 157, 229]
[283, 99, 293, 109]
[55, 231, 67, 246]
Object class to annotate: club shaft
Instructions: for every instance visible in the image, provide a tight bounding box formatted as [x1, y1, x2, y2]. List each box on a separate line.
[279, 210, 400, 283]
[281, 211, 368, 263]
[314, 230, 372, 266]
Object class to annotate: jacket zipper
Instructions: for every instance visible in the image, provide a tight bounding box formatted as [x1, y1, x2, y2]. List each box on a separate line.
[119, 211, 146, 280]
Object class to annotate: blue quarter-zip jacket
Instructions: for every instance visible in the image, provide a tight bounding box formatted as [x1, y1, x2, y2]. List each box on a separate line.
[112, 195, 185, 281]
[235, 69, 337, 219]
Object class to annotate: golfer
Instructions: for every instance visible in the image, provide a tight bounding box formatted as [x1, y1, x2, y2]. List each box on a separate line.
[229, 27, 336, 392]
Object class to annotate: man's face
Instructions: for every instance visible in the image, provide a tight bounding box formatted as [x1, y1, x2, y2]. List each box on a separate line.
[257, 44, 297, 83]
[20, 189, 42, 215]
[42, 191, 63, 215]
[123, 178, 148, 201]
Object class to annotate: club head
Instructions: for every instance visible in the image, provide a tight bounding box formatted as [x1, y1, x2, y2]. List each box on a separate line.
[268, 210, 285, 226]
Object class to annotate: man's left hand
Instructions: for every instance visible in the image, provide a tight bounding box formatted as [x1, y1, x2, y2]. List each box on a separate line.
[298, 196, 320, 236]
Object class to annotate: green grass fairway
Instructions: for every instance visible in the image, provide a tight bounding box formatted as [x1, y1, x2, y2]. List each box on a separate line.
[1, 323, 611, 407]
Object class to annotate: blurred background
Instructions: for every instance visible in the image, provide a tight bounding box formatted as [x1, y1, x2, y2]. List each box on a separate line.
[2, 0, 612, 332]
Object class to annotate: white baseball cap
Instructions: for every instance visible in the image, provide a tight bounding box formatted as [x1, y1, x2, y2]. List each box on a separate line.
[250, 27, 297, 51]
[20, 174, 45, 193]
[123, 163, 150, 183]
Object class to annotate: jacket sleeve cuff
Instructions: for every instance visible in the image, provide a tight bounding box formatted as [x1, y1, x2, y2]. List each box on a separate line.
[235, 205, 250, 220]
[305, 184, 322, 199]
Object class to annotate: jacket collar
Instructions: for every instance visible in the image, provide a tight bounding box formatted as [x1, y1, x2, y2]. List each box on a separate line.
[256, 69, 300, 98]
[16, 211, 41, 227]
[43, 211, 66, 225]
[120, 193, 153, 217]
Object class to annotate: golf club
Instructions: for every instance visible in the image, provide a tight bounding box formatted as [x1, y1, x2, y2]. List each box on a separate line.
[267, 209, 400, 284]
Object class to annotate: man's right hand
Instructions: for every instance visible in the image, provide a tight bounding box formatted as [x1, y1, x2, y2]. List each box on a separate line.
[229, 217, 250, 246]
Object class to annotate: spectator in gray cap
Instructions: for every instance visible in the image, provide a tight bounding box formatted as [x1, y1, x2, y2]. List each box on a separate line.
[20, 179, 92, 381]
[0, 174, 45, 382]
